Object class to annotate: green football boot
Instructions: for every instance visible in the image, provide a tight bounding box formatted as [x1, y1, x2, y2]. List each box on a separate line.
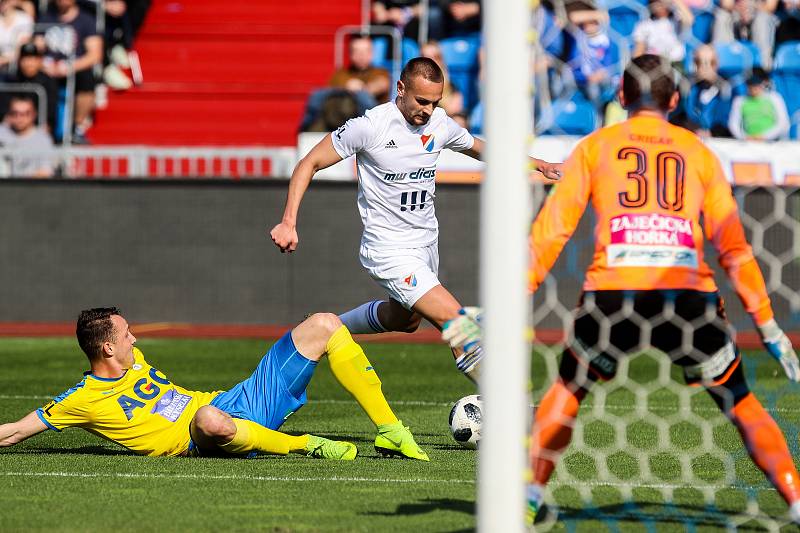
[305, 435, 358, 460]
[374, 420, 430, 461]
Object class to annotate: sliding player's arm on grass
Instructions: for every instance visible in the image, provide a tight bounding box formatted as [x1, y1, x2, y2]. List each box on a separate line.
[0, 411, 47, 447]
[702, 150, 800, 381]
[459, 137, 563, 182]
[270, 133, 345, 253]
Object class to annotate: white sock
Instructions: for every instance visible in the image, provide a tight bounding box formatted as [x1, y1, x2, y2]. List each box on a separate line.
[339, 300, 387, 334]
[526, 483, 544, 508]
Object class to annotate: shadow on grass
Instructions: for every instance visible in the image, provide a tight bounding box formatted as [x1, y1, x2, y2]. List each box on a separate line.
[3, 445, 134, 456]
[556, 502, 779, 530]
[364, 497, 474, 518]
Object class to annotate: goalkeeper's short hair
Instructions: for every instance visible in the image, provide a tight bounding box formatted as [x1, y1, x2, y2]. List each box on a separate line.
[622, 54, 677, 113]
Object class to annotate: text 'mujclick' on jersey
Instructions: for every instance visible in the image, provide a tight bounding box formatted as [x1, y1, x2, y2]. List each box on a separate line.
[331, 102, 475, 250]
[36, 348, 220, 456]
[529, 115, 772, 324]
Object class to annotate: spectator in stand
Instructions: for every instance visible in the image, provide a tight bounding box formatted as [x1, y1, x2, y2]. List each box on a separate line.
[440, 0, 481, 37]
[686, 45, 734, 137]
[775, 0, 800, 47]
[2, 42, 58, 133]
[0, 0, 33, 74]
[713, 0, 778, 69]
[329, 35, 391, 104]
[0, 94, 54, 177]
[729, 67, 790, 139]
[565, 9, 620, 106]
[37, 0, 103, 143]
[372, 1, 447, 44]
[420, 40, 464, 116]
[299, 36, 389, 132]
[632, 0, 693, 67]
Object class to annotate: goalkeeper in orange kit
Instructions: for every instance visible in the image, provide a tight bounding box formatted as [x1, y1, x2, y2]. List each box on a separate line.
[443, 54, 800, 526]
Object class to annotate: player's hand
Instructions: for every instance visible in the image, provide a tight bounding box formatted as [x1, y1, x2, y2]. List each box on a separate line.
[757, 319, 800, 382]
[531, 159, 563, 181]
[269, 222, 299, 253]
[442, 307, 483, 350]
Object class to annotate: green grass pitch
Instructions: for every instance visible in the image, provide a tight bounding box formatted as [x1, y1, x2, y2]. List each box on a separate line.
[1, 337, 799, 532]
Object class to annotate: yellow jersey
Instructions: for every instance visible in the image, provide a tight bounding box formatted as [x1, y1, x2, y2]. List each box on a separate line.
[36, 348, 221, 456]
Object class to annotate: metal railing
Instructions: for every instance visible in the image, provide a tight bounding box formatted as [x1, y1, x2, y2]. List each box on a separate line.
[0, 146, 297, 179]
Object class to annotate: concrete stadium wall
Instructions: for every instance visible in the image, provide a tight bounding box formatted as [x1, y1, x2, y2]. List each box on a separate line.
[0, 180, 795, 330]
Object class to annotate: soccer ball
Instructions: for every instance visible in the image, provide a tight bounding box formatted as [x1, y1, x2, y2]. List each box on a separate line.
[449, 394, 482, 449]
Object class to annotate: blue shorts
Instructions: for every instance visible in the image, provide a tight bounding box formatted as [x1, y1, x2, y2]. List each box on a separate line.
[210, 331, 317, 430]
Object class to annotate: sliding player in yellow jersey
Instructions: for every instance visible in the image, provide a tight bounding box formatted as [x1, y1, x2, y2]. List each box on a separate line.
[0, 307, 428, 461]
[444, 55, 800, 526]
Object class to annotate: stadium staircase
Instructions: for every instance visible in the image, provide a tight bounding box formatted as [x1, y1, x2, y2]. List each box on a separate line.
[87, 0, 361, 146]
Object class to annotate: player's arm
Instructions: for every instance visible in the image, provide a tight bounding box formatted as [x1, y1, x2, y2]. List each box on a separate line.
[270, 134, 344, 253]
[528, 142, 591, 293]
[0, 411, 48, 447]
[459, 138, 563, 181]
[703, 153, 800, 381]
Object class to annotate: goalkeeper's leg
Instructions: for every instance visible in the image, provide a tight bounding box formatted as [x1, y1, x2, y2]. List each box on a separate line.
[706, 363, 800, 520]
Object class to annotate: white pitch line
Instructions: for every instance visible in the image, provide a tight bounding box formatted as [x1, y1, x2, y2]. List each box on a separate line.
[0, 471, 475, 484]
[0, 471, 778, 493]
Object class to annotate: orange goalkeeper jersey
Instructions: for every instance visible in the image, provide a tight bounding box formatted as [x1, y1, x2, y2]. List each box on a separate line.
[529, 115, 773, 325]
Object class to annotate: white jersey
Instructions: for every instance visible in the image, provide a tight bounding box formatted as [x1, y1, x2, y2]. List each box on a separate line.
[331, 102, 475, 250]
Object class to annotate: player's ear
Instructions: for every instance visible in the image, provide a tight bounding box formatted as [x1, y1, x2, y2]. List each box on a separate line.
[101, 341, 114, 358]
[617, 88, 627, 110]
[668, 90, 680, 112]
[397, 79, 405, 98]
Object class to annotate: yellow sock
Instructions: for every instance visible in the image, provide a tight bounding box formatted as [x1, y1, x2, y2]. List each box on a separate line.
[219, 418, 309, 455]
[327, 325, 398, 427]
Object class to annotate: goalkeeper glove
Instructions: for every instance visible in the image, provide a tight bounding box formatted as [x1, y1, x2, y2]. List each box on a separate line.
[757, 319, 800, 382]
[442, 307, 483, 351]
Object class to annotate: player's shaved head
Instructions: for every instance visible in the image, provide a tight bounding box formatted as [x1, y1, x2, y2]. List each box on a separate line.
[622, 54, 677, 113]
[77, 307, 121, 361]
[400, 57, 444, 88]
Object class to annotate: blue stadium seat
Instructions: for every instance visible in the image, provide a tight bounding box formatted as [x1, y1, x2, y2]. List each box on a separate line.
[371, 37, 419, 72]
[715, 40, 762, 79]
[790, 111, 800, 140]
[774, 42, 800, 119]
[469, 101, 483, 135]
[608, 4, 643, 41]
[690, 9, 714, 44]
[440, 33, 481, 111]
[538, 93, 599, 136]
[403, 38, 420, 64]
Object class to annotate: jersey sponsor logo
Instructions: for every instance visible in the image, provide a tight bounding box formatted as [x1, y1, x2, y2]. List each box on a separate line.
[607, 244, 698, 268]
[150, 388, 192, 422]
[420, 134, 435, 152]
[383, 168, 436, 182]
[117, 367, 174, 420]
[610, 213, 694, 248]
[404, 273, 418, 287]
[385, 139, 398, 149]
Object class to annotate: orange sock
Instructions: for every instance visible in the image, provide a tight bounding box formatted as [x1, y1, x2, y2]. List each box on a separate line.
[730, 392, 800, 504]
[530, 379, 585, 485]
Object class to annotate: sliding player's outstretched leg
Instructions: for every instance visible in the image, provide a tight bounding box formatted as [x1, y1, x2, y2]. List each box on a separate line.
[190, 406, 357, 460]
[306, 313, 429, 461]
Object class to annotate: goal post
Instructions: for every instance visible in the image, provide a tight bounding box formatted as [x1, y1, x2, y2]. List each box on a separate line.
[479, 0, 533, 531]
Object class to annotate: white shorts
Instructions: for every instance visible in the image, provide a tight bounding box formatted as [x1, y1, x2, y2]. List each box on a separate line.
[359, 242, 441, 310]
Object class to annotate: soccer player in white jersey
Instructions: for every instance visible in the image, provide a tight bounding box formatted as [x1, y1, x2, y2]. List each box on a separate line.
[271, 57, 562, 383]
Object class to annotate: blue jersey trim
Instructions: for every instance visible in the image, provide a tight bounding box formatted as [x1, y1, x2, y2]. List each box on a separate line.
[52, 378, 87, 403]
[84, 371, 126, 382]
[35, 409, 60, 432]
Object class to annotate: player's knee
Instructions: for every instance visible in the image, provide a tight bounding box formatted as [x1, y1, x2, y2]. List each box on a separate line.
[192, 406, 235, 441]
[401, 314, 422, 333]
[306, 312, 343, 337]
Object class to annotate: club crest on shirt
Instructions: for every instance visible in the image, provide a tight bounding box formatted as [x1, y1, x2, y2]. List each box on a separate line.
[420, 134, 435, 152]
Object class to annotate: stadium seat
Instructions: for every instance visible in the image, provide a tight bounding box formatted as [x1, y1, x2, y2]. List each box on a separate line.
[469, 101, 483, 135]
[773, 42, 800, 118]
[607, 2, 645, 41]
[440, 34, 481, 111]
[790, 111, 800, 140]
[690, 9, 715, 44]
[715, 40, 762, 79]
[538, 93, 599, 136]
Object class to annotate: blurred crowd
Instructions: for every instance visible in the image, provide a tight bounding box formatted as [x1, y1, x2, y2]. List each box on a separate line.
[0, 0, 149, 170]
[302, 0, 800, 141]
